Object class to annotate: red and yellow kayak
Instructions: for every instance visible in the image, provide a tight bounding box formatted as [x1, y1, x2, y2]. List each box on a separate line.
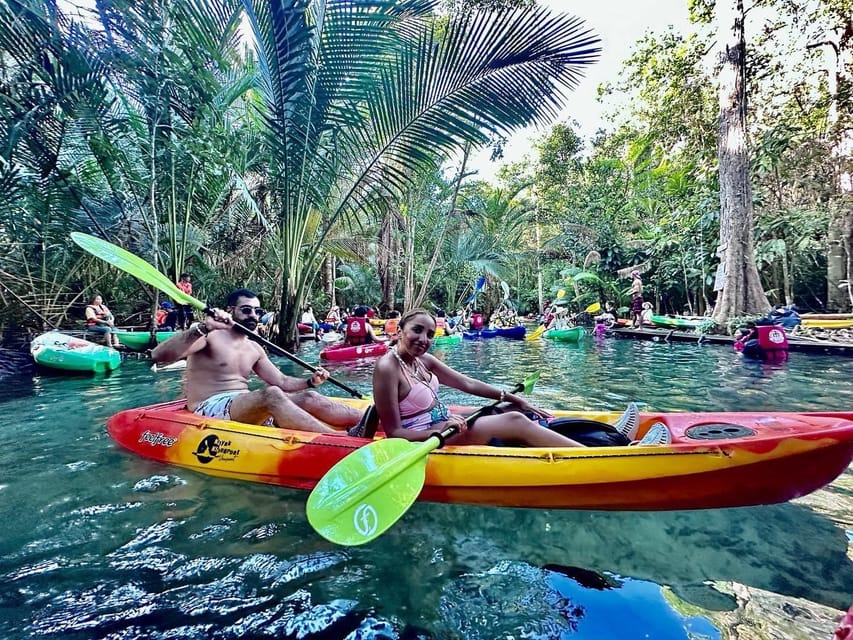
[106, 399, 853, 511]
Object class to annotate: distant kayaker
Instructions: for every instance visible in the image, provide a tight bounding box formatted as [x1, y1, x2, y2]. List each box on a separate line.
[384, 310, 401, 340]
[325, 304, 343, 331]
[372, 309, 586, 447]
[155, 301, 177, 331]
[85, 294, 120, 347]
[344, 306, 376, 346]
[151, 288, 363, 433]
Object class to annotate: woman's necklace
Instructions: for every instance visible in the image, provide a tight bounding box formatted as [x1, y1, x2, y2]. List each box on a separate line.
[392, 346, 423, 380]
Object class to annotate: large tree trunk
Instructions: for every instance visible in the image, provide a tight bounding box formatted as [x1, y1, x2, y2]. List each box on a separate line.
[825, 16, 853, 312]
[712, 0, 770, 324]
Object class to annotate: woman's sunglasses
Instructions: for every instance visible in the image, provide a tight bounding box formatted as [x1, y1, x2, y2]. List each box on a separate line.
[237, 305, 265, 317]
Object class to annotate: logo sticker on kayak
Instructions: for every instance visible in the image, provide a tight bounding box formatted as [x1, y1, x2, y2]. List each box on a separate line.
[139, 430, 178, 447]
[193, 434, 240, 464]
[353, 503, 379, 537]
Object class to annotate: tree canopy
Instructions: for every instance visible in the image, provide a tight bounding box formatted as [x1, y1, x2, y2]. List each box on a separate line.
[1, 0, 851, 343]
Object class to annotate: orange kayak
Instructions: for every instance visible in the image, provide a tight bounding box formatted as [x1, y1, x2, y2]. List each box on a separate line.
[106, 399, 853, 511]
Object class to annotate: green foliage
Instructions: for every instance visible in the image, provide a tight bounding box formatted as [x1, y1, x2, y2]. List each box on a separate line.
[242, 0, 603, 341]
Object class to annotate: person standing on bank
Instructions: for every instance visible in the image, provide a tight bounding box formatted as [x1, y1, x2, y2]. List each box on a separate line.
[175, 273, 194, 329]
[630, 270, 644, 328]
[151, 288, 363, 433]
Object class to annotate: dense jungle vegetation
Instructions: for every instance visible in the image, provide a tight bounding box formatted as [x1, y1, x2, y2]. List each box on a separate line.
[1, 0, 851, 347]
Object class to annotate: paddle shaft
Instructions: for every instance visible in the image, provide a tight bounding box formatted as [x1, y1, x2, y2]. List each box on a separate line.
[202, 306, 365, 399]
[306, 373, 538, 545]
[428, 380, 526, 446]
[70, 232, 364, 399]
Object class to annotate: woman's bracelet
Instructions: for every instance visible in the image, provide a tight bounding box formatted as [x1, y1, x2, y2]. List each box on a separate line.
[305, 376, 316, 389]
[499, 390, 506, 402]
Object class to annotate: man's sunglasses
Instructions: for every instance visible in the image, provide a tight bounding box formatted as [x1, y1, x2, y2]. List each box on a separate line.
[236, 305, 265, 317]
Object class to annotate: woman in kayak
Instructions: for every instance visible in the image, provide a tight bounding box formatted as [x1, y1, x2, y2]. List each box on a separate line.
[373, 309, 590, 447]
[85, 294, 120, 347]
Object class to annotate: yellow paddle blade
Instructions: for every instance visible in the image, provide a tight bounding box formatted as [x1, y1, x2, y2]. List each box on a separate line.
[556, 289, 566, 299]
[586, 302, 601, 313]
[525, 325, 546, 341]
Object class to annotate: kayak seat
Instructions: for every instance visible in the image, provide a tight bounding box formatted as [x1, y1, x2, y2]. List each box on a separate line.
[546, 418, 631, 447]
[347, 404, 379, 438]
[478, 405, 632, 447]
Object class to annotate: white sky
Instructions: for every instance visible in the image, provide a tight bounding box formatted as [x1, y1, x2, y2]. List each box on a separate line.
[466, 0, 692, 182]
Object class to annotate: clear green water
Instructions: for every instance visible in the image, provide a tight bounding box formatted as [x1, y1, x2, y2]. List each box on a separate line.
[0, 336, 851, 638]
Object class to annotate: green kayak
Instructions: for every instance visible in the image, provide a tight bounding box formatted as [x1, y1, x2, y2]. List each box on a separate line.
[30, 331, 121, 373]
[432, 333, 462, 347]
[649, 315, 700, 330]
[115, 330, 179, 350]
[545, 326, 584, 342]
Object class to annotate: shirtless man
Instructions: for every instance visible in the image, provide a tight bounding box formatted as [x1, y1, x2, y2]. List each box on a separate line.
[151, 288, 362, 433]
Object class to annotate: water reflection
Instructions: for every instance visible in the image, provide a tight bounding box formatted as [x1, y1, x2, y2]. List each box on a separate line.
[0, 339, 851, 638]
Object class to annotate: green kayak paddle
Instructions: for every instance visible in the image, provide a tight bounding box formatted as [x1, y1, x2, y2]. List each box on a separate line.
[306, 373, 540, 546]
[70, 232, 365, 400]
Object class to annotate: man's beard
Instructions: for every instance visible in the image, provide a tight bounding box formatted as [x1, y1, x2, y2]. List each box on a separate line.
[234, 317, 258, 332]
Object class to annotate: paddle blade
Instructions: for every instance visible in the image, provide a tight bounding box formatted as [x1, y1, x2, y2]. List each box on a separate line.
[525, 325, 546, 341]
[521, 372, 540, 394]
[71, 233, 201, 309]
[307, 437, 438, 546]
[475, 276, 486, 292]
[586, 302, 601, 313]
[556, 289, 566, 299]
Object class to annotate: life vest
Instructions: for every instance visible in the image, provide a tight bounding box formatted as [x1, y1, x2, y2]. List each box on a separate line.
[436, 317, 446, 329]
[346, 316, 369, 345]
[471, 313, 484, 331]
[384, 318, 399, 337]
[86, 304, 109, 326]
[756, 325, 788, 351]
[742, 325, 789, 360]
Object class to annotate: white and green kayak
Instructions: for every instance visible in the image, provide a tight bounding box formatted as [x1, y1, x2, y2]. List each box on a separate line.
[30, 331, 121, 373]
[115, 329, 178, 351]
[649, 315, 701, 330]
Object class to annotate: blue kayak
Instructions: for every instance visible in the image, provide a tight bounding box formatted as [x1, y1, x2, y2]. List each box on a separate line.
[495, 326, 526, 339]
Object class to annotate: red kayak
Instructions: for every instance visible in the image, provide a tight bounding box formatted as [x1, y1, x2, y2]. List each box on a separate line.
[319, 341, 388, 361]
[106, 399, 853, 511]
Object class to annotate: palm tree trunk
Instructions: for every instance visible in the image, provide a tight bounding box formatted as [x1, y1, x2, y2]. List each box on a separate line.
[412, 143, 471, 308]
[377, 208, 402, 312]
